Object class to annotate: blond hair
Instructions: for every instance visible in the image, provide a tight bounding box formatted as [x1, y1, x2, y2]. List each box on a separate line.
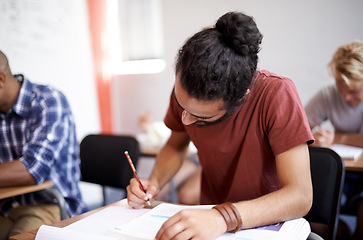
[328, 40, 363, 87]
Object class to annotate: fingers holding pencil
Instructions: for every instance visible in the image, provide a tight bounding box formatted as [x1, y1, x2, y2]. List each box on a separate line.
[126, 178, 154, 208]
[125, 151, 153, 208]
[310, 116, 335, 147]
[313, 130, 335, 148]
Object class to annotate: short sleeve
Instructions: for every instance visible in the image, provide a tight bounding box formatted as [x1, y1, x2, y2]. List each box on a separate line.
[21, 91, 73, 183]
[265, 78, 314, 155]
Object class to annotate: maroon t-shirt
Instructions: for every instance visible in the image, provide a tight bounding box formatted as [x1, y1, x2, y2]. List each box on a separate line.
[164, 70, 314, 204]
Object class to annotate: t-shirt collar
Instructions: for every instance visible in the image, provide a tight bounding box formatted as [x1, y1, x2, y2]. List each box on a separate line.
[12, 75, 34, 118]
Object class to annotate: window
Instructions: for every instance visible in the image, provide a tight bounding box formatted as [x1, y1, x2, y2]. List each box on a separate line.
[107, 0, 165, 74]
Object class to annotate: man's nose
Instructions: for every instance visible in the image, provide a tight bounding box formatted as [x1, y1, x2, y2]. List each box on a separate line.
[342, 92, 353, 102]
[181, 110, 198, 125]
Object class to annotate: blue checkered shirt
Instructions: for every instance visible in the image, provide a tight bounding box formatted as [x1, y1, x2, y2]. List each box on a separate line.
[0, 76, 87, 217]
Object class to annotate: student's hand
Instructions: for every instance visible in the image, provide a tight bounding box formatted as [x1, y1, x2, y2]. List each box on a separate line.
[155, 208, 227, 240]
[313, 130, 335, 148]
[126, 178, 159, 209]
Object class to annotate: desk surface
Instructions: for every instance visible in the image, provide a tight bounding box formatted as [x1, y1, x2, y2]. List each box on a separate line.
[344, 154, 363, 172]
[0, 180, 53, 200]
[140, 145, 160, 157]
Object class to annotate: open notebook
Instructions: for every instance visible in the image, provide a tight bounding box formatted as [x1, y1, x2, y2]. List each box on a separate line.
[34, 200, 310, 240]
[107, 203, 310, 240]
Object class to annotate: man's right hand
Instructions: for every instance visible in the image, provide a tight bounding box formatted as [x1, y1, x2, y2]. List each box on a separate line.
[312, 130, 335, 148]
[126, 178, 159, 209]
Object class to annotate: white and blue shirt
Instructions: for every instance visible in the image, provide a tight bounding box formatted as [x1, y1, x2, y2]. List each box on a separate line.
[0, 75, 87, 217]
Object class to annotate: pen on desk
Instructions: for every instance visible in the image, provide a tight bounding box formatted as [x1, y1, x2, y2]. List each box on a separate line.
[124, 151, 151, 207]
[312, 116, 322, 131]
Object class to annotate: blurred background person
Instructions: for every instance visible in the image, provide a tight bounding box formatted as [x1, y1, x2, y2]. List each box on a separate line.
[305, 40, 363, 240]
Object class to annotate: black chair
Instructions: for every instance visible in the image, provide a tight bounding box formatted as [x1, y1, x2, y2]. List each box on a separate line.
[306, 146, 345, 240]
[80, 134, 140, 206]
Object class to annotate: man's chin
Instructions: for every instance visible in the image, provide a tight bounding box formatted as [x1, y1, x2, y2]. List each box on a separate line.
[346, 101, 360, 107]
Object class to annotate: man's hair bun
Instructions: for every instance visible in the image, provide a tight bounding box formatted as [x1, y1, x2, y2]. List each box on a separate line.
[215, 12, 262, 56]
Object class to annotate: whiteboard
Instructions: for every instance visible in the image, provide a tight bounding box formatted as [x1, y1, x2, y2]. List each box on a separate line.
[0, 0, 100, 141]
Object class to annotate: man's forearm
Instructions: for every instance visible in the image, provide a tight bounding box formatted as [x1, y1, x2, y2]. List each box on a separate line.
[0, 160, 36, 187]
[149, 143, 187, 191]
[232, 144, 312, 230]
[334, 132, 363, 148]
[233, 184, 312, 230]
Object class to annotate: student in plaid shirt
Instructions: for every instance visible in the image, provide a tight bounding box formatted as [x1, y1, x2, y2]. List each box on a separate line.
[0, 50, 87, 239]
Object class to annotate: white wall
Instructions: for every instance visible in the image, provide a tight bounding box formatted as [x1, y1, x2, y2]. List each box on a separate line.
[0, 0, 100, 141]
[112, 72, 170, 135]
[161, 0, 363, 104]
[113, 0, 363, 134]
[3, 0, 360, 137]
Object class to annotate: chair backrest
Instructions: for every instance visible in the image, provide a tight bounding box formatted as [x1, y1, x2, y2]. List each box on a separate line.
[305, 146, 345, 240]
[80, 134, 140, 190]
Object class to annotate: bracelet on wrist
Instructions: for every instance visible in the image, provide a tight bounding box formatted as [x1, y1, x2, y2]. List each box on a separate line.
[212, 202, 242, 233]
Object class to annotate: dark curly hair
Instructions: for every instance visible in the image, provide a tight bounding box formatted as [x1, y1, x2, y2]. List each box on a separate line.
[175, 12, 263, 110]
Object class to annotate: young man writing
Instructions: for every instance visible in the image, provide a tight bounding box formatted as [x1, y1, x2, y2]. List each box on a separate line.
[127, 12, 314, 240]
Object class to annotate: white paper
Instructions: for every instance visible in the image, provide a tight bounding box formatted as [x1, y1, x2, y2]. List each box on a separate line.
[330, 144, 363, 161]
[65, 205, 148, 235]
[34, 199, 309, 240]
[107, 203, 310, 240]
[107, 203, 213, 240]
[35, 199, 149, 240]
[35, 225, 120, 240]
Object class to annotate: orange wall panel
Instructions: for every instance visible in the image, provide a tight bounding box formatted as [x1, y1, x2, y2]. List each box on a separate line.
[87, 0, 113, 133]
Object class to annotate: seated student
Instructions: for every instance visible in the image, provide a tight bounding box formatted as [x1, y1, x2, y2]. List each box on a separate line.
[127, 11, 314, 240]
[138, 111, 201, 205]
[305, 40, 363, 240]
[0, 50, 87, 239]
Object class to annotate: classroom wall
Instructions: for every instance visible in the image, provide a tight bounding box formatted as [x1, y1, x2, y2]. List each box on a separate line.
[113, 0, 363, 135]
[0, 0, 100, 141]
[1, 0, 362, 137]
[161, 0, 363, 104]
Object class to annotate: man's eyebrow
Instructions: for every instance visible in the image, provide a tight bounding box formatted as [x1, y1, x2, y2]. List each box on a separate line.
[173, 92, 215, 120]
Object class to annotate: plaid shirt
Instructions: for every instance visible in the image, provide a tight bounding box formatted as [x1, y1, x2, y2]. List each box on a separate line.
[0, 75, 87, 217]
